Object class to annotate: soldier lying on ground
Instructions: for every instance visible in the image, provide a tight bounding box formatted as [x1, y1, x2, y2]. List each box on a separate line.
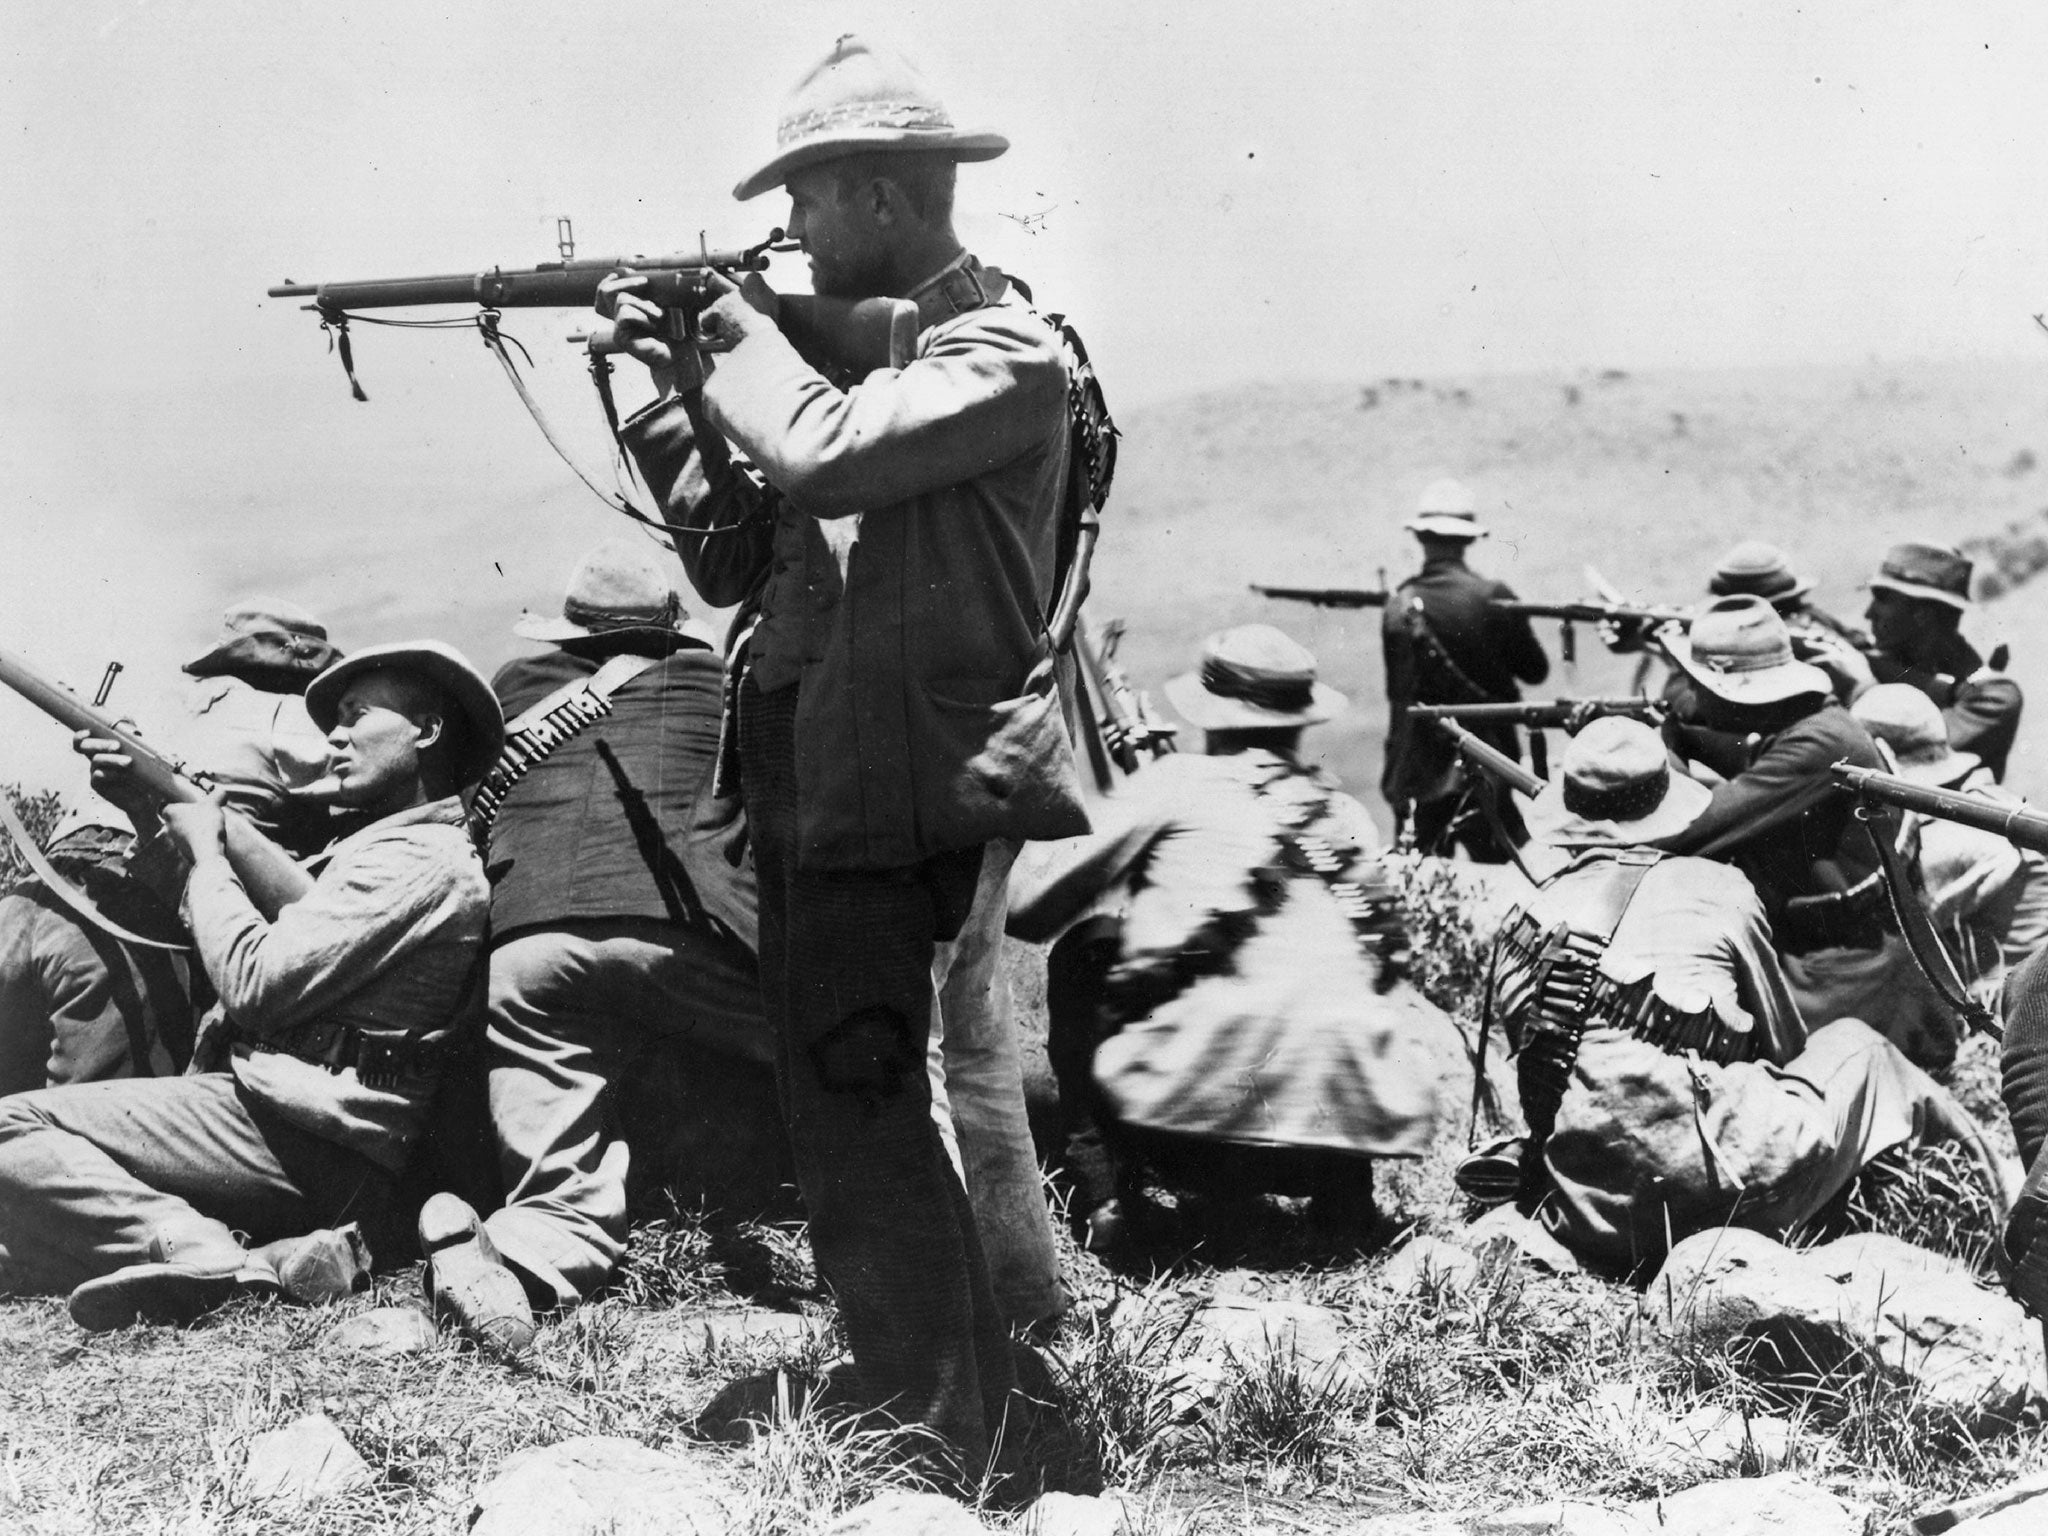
[0, 598, 337, 1093]
[1459, 716, 2012, 1274]
[0, 641, 496, 1332]
[1011, 624, 1443, 1253]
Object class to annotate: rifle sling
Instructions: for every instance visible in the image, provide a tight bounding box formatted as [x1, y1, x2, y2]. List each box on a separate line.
[0, 796, 189, 953]
[1859, 797, 2001, 1040]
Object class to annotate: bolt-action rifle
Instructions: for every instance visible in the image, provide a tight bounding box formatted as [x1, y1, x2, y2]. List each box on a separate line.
[268, 226, 917, 399]
[1250, 583, 1392, 610]
[0, 645, 315, 924]
[1491, 598, 1691, 627]
[1407, 698, 1661, 728]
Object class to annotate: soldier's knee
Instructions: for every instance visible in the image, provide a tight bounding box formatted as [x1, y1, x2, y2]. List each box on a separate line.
[809, 1005, 921, 1115]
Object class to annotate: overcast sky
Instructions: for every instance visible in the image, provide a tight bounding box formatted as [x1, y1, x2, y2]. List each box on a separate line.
[3, 1, 2045, 789]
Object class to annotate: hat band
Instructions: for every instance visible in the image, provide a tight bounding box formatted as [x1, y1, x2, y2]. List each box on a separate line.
[1200, 657, 1314, 714]
[1695, 645, 1794, 675]
[563, 593, 680, 632]
[1877, 563, 1968, 599]
[1562, 765, 1669, 823]
[778, 99, 955, 146]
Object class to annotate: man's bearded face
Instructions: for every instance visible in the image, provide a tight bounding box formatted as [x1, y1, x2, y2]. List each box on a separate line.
[783, 165, 893, 299]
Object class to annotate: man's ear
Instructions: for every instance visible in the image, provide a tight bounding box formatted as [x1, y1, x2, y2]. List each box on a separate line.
[414, 713, 446, 754]
[866, 176, 902, 228]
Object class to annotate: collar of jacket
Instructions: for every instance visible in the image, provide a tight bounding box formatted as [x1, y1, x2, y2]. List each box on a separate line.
[905, 250, 1010, 330]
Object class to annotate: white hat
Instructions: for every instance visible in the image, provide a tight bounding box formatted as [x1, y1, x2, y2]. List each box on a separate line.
[1851, 683, 1979, 788]
[1666, 596, 1831, 706]
[1527, 716, 1712, 846]
[1405, 478, 1486, 539]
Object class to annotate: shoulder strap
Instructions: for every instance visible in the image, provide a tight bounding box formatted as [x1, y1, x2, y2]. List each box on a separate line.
[0, 795, 189, 952]
[1859, 797, 2001, 1039]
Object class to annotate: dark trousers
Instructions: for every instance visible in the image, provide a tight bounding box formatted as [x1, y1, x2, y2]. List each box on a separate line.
[1407, 783, 1528, 864]
[738, 680, 1013, 1471]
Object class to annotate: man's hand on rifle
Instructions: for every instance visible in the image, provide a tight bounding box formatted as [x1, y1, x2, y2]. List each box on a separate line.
[1797, 632, 1877, 703]
[597, 268, 780, 396]
[71, 728, 157, 828]
[160, 797, 230, 866]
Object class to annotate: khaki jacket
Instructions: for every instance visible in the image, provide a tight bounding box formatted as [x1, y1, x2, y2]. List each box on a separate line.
[623, 254, 1083, 870]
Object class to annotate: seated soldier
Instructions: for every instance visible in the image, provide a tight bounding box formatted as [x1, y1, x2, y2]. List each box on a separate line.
[1468, 716, 2009, 1273]
[1010, 624, 1441, 1251]
[1852, 684, 2047, 998]
[417, 542, 769, 1357]
[0, 598, 337, 1094]
[0, 641, 497, 1331]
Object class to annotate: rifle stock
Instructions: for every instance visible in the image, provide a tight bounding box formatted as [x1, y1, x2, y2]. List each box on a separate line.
[0, 645, 315, 918]
[1432, 717, 1545, 799]
[1408, 698, 1659, 727]
[1251, 583, 1392, 610]
[1831, 762, 2048, 857]
[1073, 616, 1178, 777]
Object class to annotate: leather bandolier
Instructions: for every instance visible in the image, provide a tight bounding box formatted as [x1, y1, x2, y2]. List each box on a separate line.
[1495, 849, 1766, 1155]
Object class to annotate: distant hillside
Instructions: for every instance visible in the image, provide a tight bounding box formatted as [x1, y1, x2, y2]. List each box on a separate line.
[1081, 358, 2048, 818]
[6, 357, 2047, 812]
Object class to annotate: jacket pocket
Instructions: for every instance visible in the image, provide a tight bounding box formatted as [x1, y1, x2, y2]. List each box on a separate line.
[916, 659, 1090, 848]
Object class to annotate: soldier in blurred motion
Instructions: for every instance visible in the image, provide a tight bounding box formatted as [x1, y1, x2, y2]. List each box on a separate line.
[1461, 716, 2008, 1272]
[1380, 479, 1549, 860]
[0, 599, 338, 1094]
[1011, 625, 1440, 1254]
[1811, 542, 2022, 780]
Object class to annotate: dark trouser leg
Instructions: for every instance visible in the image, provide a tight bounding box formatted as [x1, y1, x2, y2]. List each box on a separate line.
[1043, 920, 1128, 1215]
[740, 680, 1012, 1471]
[0, 1073, 388, 1295]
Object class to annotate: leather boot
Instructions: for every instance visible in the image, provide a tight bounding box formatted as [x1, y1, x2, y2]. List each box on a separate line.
[67, 1220, 278, 1333]
[418, 1193, 535, 1360]
[247, 1224, 374, 1305]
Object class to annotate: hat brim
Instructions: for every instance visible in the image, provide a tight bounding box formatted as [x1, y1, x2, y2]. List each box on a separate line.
[1163, 673, 1346, 732]
[1404, 515, 1487, 539]
[1892, 748, 1982, 789]
[513, 611, 686, 644]
[734, 129, 1009, 201]
[1867, 575, 1970, 611]
[184, 633, 342, 681]
[1526, 770, 1712, 847]
[304, 641, 506, 789]
[1665, 630, 1833, 705]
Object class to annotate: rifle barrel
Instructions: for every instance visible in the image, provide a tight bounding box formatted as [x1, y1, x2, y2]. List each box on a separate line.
[0, 646, 200, 806]
[1493, 599, 1690, 625]
[1408, 698, 1657, 724]
[266, 247, 771, 310]
[1831, 762, 2048, 857]
[1434, 718, 1545, 798]
[1250, 584, 1392, 609]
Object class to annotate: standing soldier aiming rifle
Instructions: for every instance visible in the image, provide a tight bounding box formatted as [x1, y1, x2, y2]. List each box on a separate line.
[1380, 479, 1550, 860]
[603, 36, 1091, 1476]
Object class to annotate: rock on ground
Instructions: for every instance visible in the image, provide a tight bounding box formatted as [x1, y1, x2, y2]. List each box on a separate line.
[321, 1305, 438, 1356]
[243, 1413, 374, 1502]
[1470, 1501, 1651, 1534]
[820, 1490, 991, 1534]
[1636, 1472, 1861, 1535]
[1021, 1490, 1129, 1536]
[1381, 1234, 1485, 1295]
[1641, 1228, 2045, 1431]
[468, 1434, 733, 1536]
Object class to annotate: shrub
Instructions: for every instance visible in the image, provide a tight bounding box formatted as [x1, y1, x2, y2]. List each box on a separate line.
[0, 783, 66, 890]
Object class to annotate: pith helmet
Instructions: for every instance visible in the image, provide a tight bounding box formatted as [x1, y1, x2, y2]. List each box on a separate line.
[1665, 595, 1832, 705]
[1710, 541, 1813, 607]
[304, 640, 506, 789]
[513, 539, 704, 648]
[733, 35, 1008, 202]
[1868, 541, 1973, 611]
[1163, 624, 1347, 732]
[1404, 478, 1487, 540]
[1527, 716, 1711, 846]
